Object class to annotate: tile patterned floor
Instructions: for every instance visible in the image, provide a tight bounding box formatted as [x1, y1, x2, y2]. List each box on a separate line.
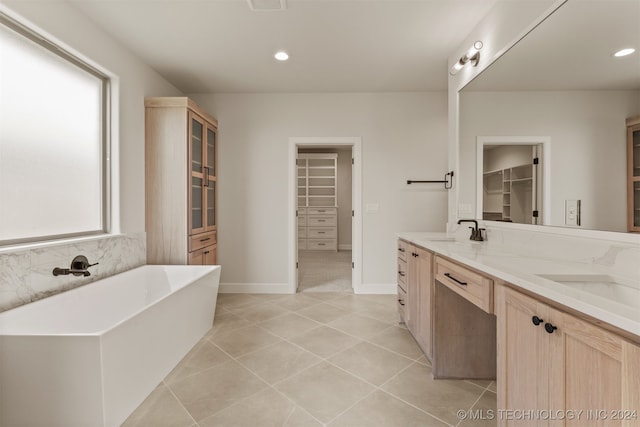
[124, 293, 496, 427]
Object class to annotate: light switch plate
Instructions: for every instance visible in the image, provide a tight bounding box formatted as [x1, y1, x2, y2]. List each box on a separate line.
[565, 200, 581, 226]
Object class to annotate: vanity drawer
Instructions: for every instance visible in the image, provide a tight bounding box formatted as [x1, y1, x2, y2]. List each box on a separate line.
[308, 216, 336, 227]
[307, 207, 337, 215]
[397, 239, 408, 262]
[397, 258, 407, 285]
[397, 285, 407, 322]
[307, 239, 337, 250]
[307, 227, 337, 238]
[189, 231, 217, 252]
[435, 256, 493, 313]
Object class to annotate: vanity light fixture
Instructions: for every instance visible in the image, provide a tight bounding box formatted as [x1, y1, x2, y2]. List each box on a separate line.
[450, 41, 483, 75]
[614, 48, 635, 57]
[274, 51, 289, 61]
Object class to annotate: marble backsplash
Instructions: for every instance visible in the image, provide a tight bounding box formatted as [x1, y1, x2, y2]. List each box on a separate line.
[0, 233, 146, 313]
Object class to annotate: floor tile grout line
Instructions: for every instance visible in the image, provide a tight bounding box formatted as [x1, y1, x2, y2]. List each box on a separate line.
[161, 379, 201, 427]
[152, 294, 492, 427]
[455, 388, 494, 427]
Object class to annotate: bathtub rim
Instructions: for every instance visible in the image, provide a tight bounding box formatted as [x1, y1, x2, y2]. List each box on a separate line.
[0, 264, 221, 337]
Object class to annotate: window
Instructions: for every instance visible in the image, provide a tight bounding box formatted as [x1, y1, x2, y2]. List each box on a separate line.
[0, 14, 109, 245]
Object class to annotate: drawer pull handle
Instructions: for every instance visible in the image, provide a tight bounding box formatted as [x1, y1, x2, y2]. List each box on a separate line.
[318, 220, 326, 222]
[398, 271, 406, 277]
[317, 210, 325, 212]
[199, 237, 211, 242]
[398, 299, 405, 306]
[318, 243, 325, 246]
[318, 232, 325, 234]
[544, 323, 558, 334]
[398, 248, 405, 253]
[532, 316, 544, 326]
[444, 272, 467, 286]
[203, 251, 210, 254]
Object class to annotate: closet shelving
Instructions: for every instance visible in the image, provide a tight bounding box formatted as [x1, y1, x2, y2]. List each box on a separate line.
[297, 153, 338, 251]
[483, 164, 533, 222]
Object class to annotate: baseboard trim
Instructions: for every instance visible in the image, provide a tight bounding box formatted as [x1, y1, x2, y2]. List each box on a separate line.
[338, 244, 352, 251]
[354, 283, 396, 294]
[218, 283, 291, 294]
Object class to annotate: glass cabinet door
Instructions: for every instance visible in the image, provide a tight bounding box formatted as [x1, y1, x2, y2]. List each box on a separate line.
[627, 124, 640, 232]
[204, 125, 216, 231]
[189, 113, 206, 234]
[189, 111, 217, 235]
[628, 120, 640, 232]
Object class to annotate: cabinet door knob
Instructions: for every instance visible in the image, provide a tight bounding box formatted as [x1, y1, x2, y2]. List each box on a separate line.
[544, 323, 558, 334]
[532, 316, 544, 326]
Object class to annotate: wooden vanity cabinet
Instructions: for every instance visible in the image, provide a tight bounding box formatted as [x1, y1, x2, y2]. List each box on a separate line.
[397, 240, 433, 359]
[496, 284, 640, 427]
[145, 97, 218, 265]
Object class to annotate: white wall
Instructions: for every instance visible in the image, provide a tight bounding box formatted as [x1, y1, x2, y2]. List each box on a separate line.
[188, 92, 448, 289]
[459, 90, 640, 232]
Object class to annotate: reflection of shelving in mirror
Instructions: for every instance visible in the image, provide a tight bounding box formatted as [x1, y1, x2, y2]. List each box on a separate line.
[627, 116, 640, 231]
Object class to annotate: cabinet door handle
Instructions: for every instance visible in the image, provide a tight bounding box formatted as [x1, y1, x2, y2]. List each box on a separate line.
[544, 323, 558, 334]
[203, 251, 210, 254]
[444, 272, 467, 286]
[398, 271, 406, 277]
[398, 299, 405, 306]
[532, 316, 544, 326]
[398, 248, 405, 253]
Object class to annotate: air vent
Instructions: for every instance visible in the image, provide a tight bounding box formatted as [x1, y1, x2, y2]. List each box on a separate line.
[247, 0, 287, 11]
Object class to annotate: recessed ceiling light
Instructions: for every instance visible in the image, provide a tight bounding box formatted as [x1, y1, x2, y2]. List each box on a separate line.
[274, 51, 289, 61]
[614, 48, 635, 57]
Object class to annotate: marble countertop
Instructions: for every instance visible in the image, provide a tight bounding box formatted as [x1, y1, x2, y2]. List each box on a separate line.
[397, 232, 640, 339]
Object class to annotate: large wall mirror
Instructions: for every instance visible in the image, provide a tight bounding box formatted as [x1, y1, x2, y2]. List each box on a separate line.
[458, 0, 640, 233]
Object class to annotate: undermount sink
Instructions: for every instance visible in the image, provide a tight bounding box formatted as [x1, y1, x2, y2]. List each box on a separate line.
[536, 274, 640, 309]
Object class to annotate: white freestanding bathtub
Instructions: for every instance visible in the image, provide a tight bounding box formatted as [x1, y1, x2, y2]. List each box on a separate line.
[0, 265, 221, 427]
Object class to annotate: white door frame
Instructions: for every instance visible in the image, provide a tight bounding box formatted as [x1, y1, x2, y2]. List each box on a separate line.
[476, 136, 551, 225]
[288, 137, 362, 294]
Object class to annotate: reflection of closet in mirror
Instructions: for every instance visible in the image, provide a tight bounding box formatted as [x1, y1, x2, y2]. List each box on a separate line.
[482, 144, 540, 224]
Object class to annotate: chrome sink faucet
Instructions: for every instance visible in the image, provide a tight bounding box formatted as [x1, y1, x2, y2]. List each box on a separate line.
[457, 219, 485, 241]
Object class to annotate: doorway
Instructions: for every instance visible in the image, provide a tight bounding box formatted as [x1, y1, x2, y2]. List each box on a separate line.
[476, 136, 551, 225]
[288, 137, 362, 294]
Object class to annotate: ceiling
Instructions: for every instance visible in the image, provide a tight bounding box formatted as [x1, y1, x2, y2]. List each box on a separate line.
[463, 0, 640, 91]
[69, 0, 498, 93]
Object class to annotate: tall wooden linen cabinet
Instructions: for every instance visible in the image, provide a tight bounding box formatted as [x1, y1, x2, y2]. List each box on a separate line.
[145, 97, 218, 265]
